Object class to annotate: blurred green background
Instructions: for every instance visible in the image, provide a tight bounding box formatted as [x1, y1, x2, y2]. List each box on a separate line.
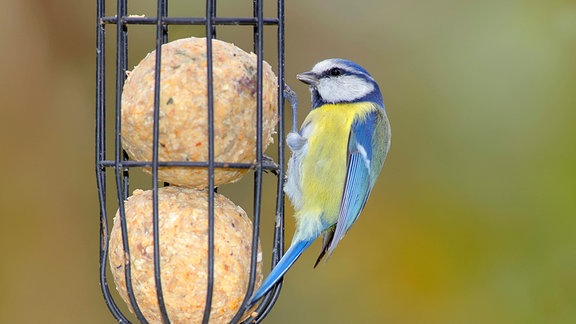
[1, 0, 575, 323]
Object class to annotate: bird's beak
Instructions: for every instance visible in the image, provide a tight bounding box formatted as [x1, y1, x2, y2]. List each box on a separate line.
[296, 71, 319, 86]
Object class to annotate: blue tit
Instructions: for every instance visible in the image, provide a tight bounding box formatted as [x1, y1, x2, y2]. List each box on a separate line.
[249, 58, 391, 304]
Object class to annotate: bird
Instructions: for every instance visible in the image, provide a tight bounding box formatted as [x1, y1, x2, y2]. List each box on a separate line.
[249, 58, 391, 305]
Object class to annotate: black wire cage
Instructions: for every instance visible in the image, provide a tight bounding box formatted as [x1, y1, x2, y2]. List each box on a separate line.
[96, 0, 288, 322]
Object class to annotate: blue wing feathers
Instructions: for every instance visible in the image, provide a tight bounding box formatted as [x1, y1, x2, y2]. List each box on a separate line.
[249, 239, 314, 305]
[326, 109, 382, 257]
[352, 109, 378, 159]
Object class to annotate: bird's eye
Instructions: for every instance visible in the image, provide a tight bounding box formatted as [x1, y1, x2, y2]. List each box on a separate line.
[329, 68, 342, 76]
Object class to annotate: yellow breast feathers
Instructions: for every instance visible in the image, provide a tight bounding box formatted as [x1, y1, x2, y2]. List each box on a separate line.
[298, 102, 376, 223]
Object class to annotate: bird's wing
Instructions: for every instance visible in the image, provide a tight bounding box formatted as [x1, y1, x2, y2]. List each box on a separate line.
[326, 107, 387, 258]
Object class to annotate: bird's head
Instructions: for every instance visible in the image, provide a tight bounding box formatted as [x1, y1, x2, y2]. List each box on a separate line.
[297, 58, 384, 109]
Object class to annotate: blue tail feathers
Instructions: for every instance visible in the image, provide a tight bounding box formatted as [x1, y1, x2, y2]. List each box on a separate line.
[248, 239, 313, 305]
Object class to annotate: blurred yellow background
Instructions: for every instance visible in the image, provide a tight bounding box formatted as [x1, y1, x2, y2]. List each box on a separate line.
[1, 0, 575, 323]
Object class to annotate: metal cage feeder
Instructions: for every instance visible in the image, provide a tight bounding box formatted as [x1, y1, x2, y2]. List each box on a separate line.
[96, 0, 288, 322]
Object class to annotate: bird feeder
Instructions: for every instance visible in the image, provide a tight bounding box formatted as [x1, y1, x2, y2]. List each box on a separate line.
[96, 0, 289, 322]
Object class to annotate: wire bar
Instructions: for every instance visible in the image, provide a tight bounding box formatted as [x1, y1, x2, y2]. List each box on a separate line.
[100, 16, 279, 26]
[97, 160, 279, 170]
[95, 0, 132, 319]
[151, 0, 170, 322]
[201, 0, 216, 321]
[264, 0, 288, 316]
[248, 0, 270, 320]
[113, 0, 149, 322]
[230, 0, 267, 322]
[97, 0, 287, 323]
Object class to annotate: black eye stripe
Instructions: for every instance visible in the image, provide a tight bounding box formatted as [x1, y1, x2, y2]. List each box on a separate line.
[329, 67, 342, 76]
[320, 67, 345, 78]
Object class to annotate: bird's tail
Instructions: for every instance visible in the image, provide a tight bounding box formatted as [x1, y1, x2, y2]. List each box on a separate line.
[248, 239, 313, 305]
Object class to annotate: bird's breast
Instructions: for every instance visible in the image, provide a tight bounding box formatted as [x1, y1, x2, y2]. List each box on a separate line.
[299, 102, 376, 223]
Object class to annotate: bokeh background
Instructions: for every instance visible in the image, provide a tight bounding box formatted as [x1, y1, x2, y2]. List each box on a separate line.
[1, 0, 575, 323]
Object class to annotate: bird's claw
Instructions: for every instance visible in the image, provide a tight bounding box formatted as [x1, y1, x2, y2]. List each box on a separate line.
[262, 155, 279, 176]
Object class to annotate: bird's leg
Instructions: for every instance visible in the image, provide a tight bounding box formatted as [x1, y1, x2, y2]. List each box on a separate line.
[284, 84, 299, 133]
[284, 83, 307, 152]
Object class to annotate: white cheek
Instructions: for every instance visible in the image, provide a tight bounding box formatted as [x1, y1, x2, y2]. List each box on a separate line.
[317, 75, 374, 103]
